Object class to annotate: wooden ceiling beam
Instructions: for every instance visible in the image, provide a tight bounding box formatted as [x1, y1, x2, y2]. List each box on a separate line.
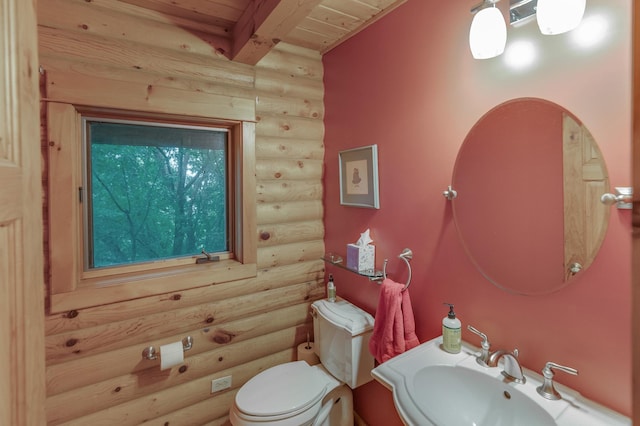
[231, 0, 323, 65]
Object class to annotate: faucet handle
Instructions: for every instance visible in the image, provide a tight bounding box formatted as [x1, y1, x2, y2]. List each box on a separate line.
[467, 325, 491, 366]
[467, 325, 490, 348]
[536, 361, 579, 400]
[544, 362, 578, 376]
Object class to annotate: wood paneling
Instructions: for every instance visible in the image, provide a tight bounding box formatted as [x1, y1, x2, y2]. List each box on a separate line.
[231, 0, 324, 64]
[286, 0, 408, 53]
[113, 0, 407, 61]
[39, 0, 232, 55]
[39, 0, 325, 423]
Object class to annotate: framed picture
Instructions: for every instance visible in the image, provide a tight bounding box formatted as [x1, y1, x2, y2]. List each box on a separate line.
[339, 144, 380, 209]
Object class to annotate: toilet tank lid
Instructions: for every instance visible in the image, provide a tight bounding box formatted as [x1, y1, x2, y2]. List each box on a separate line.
[312, 299, 374, 336]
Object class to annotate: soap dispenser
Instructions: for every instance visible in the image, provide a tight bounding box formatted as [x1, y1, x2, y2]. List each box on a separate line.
[442, 303, 461, 354]
[327, 274, 336, 302]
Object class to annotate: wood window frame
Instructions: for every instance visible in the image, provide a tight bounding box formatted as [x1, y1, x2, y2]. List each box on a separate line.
[47, 103, 257, 313]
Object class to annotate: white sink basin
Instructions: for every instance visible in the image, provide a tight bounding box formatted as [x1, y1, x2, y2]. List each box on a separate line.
[371, 337, 630, 426]
[411, 365, 555, 426]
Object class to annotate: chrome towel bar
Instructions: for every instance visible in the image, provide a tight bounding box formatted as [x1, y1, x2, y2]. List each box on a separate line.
[381, 248, 413, 291]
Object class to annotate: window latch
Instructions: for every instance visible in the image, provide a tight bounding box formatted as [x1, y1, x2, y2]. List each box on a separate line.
[196, 249, 220, 264]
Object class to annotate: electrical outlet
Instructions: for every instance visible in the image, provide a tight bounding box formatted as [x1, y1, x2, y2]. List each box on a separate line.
[211, 375, 232, 393]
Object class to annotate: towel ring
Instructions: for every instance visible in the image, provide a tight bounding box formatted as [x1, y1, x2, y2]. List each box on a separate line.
[382, 248, 413, 291]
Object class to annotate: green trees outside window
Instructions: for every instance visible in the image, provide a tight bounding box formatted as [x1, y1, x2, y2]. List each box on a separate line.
[86, 120, 229, 269]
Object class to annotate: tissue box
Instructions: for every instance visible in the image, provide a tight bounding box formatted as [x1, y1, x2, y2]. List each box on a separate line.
[346, 244, 375, 273]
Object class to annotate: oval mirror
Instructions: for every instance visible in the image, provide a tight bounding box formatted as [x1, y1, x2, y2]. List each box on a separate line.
[452, 98, 610, 295]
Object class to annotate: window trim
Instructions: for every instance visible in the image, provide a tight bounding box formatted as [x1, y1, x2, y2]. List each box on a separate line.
[47, 103, 256, 313]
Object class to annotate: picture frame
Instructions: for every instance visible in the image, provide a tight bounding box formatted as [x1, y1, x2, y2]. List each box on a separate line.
[339, 144, 380, 209]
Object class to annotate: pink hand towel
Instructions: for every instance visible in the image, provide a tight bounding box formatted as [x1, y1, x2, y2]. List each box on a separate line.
[402, 287, 420, 351]
[369, 278, 420, 364]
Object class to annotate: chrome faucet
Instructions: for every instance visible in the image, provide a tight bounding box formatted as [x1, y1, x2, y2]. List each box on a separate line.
[488, 349, 526, 384]
[467, 325, 526, 384]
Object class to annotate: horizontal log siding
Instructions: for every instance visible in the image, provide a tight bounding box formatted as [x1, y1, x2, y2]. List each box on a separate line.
[39, 0, 325, 424]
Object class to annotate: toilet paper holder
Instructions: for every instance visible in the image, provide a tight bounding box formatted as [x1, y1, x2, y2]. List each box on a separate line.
[142, 336, 193, 361]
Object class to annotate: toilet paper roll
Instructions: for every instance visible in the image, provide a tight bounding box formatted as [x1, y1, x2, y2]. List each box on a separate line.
[297, 342, 320, 365]
[160, 341, 184, 370]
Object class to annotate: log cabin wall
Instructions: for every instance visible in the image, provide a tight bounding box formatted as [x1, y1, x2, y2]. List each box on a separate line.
[39, 0, 325, 424]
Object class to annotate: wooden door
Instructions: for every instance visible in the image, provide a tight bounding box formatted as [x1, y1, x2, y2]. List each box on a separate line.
[0, 0, 45, 424]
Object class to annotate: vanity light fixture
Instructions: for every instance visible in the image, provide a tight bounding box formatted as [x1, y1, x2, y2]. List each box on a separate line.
[508, 0, 586, 33]
[470, 0, 587, 59]
[469, 0, 507, 59]
[536, 0, 586, 35]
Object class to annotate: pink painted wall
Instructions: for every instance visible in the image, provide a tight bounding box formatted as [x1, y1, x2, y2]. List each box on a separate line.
[322, 0, 632, 424]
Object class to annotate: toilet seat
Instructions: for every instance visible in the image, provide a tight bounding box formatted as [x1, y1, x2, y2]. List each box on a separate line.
[235, 361, 330, 420]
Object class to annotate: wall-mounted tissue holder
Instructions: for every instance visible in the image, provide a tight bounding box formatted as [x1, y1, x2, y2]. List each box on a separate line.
[142, 336, 193, 361]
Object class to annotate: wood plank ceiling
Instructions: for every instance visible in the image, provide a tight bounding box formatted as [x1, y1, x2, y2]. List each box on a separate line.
[117, 0, 407, 64]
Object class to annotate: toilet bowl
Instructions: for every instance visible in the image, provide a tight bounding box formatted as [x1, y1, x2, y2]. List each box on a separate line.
[229, 299, 375, 426]
[229, 361, 342, 426]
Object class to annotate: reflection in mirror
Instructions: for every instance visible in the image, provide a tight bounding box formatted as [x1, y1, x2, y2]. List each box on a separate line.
[452, 98, 609, 295]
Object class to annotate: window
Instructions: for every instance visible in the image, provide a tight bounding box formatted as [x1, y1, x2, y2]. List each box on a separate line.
[84, 118, 230, 271]
[48, 105, 256, 312]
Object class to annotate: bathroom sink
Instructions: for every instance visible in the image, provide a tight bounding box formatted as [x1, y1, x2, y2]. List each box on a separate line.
[410, 365, 555, 426]
[371, 337, 631, 426]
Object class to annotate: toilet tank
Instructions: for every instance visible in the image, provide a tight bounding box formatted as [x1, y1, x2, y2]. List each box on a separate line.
[311, 299, 375, 388]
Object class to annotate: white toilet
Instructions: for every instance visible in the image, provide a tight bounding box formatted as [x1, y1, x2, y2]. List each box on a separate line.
[229, 298, 375, 426]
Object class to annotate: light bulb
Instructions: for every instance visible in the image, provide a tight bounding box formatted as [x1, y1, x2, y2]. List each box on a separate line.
[469, 6, 507, 59]
[537, 0, 586, 35]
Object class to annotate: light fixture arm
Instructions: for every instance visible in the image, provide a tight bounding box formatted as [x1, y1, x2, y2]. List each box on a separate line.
[470, 0, 500, 14]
